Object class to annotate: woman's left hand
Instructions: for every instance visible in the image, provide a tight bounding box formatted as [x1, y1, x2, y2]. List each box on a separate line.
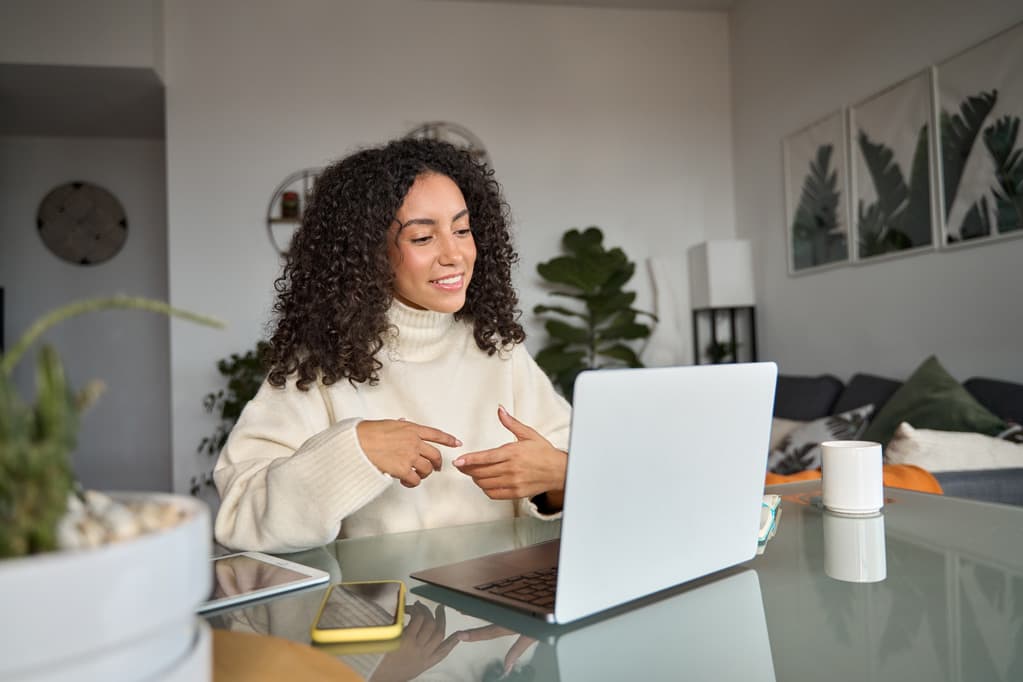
[453, 406, 567, 500]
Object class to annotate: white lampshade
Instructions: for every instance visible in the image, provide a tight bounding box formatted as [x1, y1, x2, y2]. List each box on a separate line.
[687, 240, 755, 309]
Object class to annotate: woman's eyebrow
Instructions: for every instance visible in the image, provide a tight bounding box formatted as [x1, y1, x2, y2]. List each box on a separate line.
[399, 208, 469, 230]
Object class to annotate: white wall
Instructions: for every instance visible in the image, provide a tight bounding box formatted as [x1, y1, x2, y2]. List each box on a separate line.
[0, 136, 171, 491]
[0, 0, 162, 74]
[164, 0, 734, 493]
[730, 0, 1023, 383]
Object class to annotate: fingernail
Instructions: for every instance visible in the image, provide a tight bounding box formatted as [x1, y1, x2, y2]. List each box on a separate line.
[453, 457, 465, 467]
[454, 438, 463, 447]
[498, 404, 508, 416]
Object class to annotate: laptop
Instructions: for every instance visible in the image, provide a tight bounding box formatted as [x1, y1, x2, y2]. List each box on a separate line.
[413, 568, 775, 681]
[411, 362, 778, 624]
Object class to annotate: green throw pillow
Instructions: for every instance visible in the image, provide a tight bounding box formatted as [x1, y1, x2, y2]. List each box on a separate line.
[862, 355, 1006, 446]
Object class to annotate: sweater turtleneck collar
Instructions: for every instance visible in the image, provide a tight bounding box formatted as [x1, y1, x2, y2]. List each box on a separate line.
[385, 299, 460, 362]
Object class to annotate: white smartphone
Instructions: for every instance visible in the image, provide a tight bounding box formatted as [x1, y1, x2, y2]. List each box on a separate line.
[198, 551, 330, 614]
[310, 580, 406, 644]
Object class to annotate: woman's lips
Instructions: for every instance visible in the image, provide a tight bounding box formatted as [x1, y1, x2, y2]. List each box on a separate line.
[430, 274, 464, 290]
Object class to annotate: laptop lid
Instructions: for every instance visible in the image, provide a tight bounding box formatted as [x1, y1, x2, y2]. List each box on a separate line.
[554, 362, 777, 623]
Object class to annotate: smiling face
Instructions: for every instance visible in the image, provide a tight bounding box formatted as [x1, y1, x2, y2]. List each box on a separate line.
[387, 173, 477, 313]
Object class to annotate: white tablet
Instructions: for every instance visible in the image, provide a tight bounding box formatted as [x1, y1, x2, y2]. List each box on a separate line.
[198, 551, 331, 614]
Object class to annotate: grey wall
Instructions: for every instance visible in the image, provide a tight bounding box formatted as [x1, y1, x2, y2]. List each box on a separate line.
[0, 136, 171, 491]
[730, 0, 1023, 383]
[163, 0, 736, 494]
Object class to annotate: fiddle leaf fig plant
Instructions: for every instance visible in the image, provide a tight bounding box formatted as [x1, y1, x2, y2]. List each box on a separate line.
[533, 227, 655, 401]
[0, 296, 222, 558]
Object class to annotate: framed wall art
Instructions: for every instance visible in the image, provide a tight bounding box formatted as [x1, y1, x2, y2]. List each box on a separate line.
[850, 70, 937, 262]
[783, 111, 850, 274]
[937, 20, 1023, 246]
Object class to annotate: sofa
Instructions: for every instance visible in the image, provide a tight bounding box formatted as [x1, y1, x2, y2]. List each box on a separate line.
[771, 357, 1023, 507]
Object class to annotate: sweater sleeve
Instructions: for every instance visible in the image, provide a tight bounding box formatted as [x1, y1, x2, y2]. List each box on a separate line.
[509, 345, 573, 521]
[213, 379, 392, 553]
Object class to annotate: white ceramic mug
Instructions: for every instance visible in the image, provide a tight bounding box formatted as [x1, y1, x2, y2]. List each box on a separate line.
[823, 510, 887, 583]
[821, 440, 884, 515]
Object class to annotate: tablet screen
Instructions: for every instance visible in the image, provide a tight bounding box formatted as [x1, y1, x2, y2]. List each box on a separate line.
[199, 553, 328, 613]
[210, 554, 313, 600]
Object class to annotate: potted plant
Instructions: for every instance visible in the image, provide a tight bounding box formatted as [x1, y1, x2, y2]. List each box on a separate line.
[533, 227, 656, 401]
[0, 296, 222, 682]
[193, 341, 268, 498]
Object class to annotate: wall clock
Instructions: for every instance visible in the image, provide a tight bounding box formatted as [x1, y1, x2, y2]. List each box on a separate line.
[36, 181, 128, 266]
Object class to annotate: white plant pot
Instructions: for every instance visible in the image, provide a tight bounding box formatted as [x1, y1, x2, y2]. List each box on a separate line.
[0, 492, 212, 682]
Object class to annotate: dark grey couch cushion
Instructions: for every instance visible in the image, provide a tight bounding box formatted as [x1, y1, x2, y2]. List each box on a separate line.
[933, 468, 1023, 507]
[832, 373, 902, 415]
[964, 378, 1023, 426]
[774, 374, 843, 420]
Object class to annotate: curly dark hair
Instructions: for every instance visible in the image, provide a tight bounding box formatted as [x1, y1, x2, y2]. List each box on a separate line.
[266, 137, 525, 390]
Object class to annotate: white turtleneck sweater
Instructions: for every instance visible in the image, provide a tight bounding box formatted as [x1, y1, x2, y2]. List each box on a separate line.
[213, 301, 572, 553]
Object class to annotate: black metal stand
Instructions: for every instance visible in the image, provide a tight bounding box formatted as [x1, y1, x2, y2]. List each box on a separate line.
[691, 306, 757, 365]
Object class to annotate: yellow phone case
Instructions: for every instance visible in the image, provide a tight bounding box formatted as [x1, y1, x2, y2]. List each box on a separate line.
[310, 580, 406, 644]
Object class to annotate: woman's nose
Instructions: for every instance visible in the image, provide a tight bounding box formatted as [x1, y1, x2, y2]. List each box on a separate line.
[437, 235, 463, 264]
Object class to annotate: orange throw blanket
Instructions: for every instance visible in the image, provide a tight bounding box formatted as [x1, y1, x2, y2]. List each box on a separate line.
[765, 464, 943, 495]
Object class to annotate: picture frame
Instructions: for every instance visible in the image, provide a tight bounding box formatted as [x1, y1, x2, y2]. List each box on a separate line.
[849, 69, 937, 262]
[783, 110, 851, 275]
[936, 20, 1023, 247]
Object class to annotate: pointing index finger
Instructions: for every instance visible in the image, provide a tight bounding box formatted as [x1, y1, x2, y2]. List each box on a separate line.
[411, 423, 462, 448]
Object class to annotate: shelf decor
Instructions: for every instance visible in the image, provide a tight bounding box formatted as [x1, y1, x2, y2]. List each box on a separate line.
[783, 111, 851, 274]
[850, 70, 937, 261]
[688, 240, 757, 365]
[937, 20, 1023, 246]
[266, 168, 322, 256]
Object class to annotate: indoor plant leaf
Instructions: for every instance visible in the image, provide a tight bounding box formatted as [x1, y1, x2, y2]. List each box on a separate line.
[535, 346, 587, 374]
[534, 227, 653, 400]
[533, 304, 588, 320]
[597, 344, 642, 367]
[545, 320, 590, 344]
[0, 296, 222, 558]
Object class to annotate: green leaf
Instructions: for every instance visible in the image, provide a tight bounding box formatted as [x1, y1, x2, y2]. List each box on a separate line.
[535, 346, 587, 374]
[545, 320, 589, 344]
[597, 321, 651, 342]
[555, 367, 585, 402]
[533, 304, 587, 320]
[597, 344, 642, 367]
[562, 227, 604, 256]
[537, 256, 603, 293]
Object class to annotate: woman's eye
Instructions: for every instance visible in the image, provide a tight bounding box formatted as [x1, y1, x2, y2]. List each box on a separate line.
[409, 236, 432, 245]
[455, 228, 472, 237]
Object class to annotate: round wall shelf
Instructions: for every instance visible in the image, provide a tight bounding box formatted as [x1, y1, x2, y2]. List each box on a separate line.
[405, 121, 490, 166]
[266, 167, 322, 256]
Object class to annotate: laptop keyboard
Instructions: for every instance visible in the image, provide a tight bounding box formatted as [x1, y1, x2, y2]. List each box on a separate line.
[474, 566, 558, 608]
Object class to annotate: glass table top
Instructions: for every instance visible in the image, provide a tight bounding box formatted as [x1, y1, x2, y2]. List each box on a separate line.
[206, 482, 1023, 681]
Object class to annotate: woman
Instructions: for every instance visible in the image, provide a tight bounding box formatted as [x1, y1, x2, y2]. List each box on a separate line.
[214, 138, 571, 553]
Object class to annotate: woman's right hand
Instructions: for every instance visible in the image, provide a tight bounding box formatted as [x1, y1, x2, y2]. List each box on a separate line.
[356, 419, 461, 488]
